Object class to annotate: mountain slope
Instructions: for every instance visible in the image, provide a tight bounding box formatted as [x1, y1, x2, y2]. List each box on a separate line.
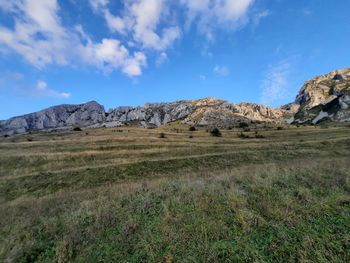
[0, 101, 105, 136]
[1, 67, 350, 135]
[292, 67, 350, 124]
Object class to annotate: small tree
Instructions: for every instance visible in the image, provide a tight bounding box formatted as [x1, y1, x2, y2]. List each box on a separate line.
[73, 127, 82, 131]
[159, 132, 166, 138]
[189, 126, 196, 131]
[210, 128, 222, 137]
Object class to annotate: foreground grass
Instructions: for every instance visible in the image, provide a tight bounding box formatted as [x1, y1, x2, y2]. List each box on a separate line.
[0, 125, 349, 262]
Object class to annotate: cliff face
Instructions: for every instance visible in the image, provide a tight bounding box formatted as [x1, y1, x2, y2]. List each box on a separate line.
[105, 98, 287, 129]
[0, 101, 105, 135]
[182, 100, 287, 128]
[293, 68, 350, 124]
[105, 101, 194, 128]
[0, 98, 286, 135]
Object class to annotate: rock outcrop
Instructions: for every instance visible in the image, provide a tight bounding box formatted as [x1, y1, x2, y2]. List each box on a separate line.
[292, 68, 350, 124]
[1, 67, 349, 135]
[105, 98, 287, 129]
[182, 100, 287, 128]
[0, 101, 105, 136]
[105, 101, 194, 128]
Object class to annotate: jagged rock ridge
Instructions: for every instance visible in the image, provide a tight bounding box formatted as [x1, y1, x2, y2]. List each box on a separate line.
[0, 101, 105, 136]
[1, 67, 349, 135]
[0, 98, 287, 135]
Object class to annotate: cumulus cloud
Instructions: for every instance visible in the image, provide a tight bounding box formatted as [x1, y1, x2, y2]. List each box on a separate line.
[0, 0, 146, 77]
[35, 80, 70, 99]
[260, 62, 290, 106]
[213, 65, 230, 77]
[0, 0, 257, 77]
[90, 0, 181, 50]
[180, 0, 255, 37]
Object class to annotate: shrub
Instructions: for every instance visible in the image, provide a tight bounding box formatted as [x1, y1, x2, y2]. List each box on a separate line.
[239, 122, 249, 128]
[243, 127, 251, 132]
[255, 134, 265, 139]
[73, 127, 82, 132]
[237, 132, 250, 139]
[159, 132, 166, 138]
[189, 135, 193, 139]
[277, 126, 284, 130]
[3, 134, 10, 138]
[189, 126, 196, 131]
[210, 128, 222, 137]
[27, 137, 33, 142]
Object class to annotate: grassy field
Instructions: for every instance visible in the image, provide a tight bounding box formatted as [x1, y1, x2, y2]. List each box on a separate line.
[0, 124, 349, 262]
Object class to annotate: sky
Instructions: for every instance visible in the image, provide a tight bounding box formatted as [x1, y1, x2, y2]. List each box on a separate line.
[0, 0, 349, 119]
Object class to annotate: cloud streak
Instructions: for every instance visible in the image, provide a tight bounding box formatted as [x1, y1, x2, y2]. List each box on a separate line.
[213, 65, 230, 77]
[260, 61, 290, 106]
[35, 81, 70, 99]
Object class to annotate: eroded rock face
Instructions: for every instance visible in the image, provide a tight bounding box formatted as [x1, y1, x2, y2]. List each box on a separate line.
[105, 101, 195, 128]
[293, 68, 350, 124]
[0, 98, 290, 135]
[3, 68, 349, 136]
[0, 101, 105, 135]
[182, 100, 287, 128]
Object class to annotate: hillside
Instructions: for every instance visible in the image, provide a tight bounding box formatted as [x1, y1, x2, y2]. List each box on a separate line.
[0, 125, 349, 262]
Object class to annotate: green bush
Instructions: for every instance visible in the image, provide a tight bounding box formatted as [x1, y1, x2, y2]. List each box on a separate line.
[210, 128, 222, 137]
[239, 122, 249, 128]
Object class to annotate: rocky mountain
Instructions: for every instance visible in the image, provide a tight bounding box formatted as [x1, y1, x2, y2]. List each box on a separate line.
[292, 67, 350, 124]
[0, 101, 105, 136]
[1, 67, 349, 136]
[105, 100, 194, 128]
[105, 97, 288, 129]
[182, 100, 287, 128]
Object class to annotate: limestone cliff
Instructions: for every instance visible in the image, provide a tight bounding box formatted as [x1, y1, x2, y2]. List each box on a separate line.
[0, 101, 105, 135]
[293, 68, 350, 124]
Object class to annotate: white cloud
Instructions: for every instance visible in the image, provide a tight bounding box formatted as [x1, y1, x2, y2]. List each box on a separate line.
[156, 52, 168, 66]
[91, 0, 181, 50]
[35, 80, 71, 99]
[0, 0, 258, 77]
[89, 0, 109, 11]
[0, 0, 146, 77]
[180, 0, 255, 38]
[36, 80, 47, 90]
[260, 62, 290, 106]
[252, 10, 271, 26]
[213, 65, 230, 77]
[200, 74, 206, 81]
[303, 9, 312, 16]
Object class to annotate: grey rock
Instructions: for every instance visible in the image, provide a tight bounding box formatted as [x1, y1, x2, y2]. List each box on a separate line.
[0, 101, 105, 136]
[105, 101, 194, 128]
[293, 67, 350, 124]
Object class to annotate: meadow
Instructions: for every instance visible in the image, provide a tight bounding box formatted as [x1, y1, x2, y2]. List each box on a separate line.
[0, 124, 349, 262]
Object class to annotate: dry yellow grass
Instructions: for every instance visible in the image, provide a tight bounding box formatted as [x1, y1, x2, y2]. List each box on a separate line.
[0, 124, 349, 262]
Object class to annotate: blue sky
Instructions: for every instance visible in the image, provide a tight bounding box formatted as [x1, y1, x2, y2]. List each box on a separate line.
[0, 0, 349, 119]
